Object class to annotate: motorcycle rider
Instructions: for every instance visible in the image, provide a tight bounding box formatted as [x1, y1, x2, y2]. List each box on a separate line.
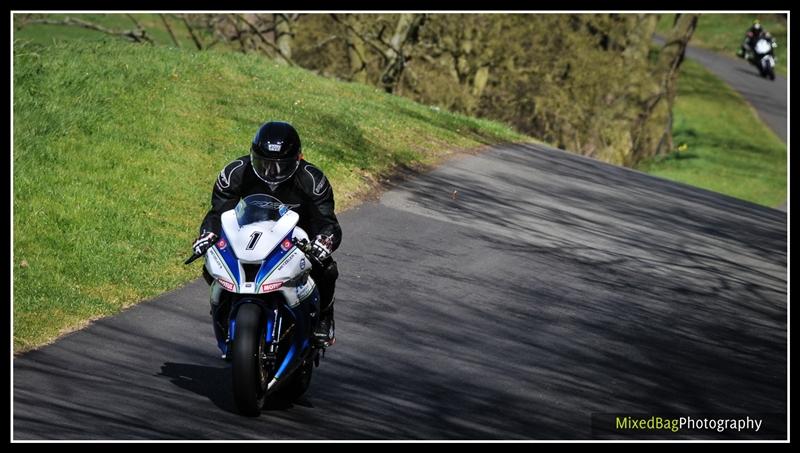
[737, 20, 762, 59]
[738, 20, 776, 60]
[192, 121, 341, 353]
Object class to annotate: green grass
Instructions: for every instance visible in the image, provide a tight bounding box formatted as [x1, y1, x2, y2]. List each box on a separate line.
[13, 13, 215, 50]
[13, 38, 530, 353]
[637, 58, 786, 207]
[657, 13, 787, 75]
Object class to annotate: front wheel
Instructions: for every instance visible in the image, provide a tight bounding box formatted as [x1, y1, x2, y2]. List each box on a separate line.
[231, 304, 267, 416]
[762, 65, 775, 80]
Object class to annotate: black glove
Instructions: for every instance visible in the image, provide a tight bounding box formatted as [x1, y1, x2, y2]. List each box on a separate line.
[309, 234, 333, 262]
[192, 230, 218, 256]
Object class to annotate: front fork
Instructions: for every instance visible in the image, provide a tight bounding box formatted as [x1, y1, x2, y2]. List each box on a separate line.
[211, 287, 322, 367]
[217, 290, 319, 342]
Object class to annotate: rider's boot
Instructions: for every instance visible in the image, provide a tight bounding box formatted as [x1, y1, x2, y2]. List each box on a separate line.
[313, 300, 335, 348]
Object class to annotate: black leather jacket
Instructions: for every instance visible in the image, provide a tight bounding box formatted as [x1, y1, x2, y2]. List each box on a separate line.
[199, 156, 342, 252]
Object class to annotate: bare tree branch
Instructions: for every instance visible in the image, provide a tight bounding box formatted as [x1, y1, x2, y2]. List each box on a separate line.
[309, 35, 341, 53]
[379, 14, 427, 93]
[126, 14, 142, 29]
[21, 17, 153, 44]
[126, 14, 154, 45]
[205, 38, 222, 49]
[331, 13, 427, 93]
[159, 14, 181, 48]
[238, 14, 294, 65]
[179, 14, 204, 50]
[224, 14, 247, 53]
[330, 14, 389, 62]
[333, 15, 369, 83]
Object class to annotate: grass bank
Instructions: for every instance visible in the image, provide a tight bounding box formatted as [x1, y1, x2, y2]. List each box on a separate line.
[13, 38, 530, 352]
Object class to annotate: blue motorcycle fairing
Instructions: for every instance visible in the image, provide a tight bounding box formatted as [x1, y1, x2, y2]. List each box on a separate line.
[215, 230, 240, 287]
[254, 229, 296, 288]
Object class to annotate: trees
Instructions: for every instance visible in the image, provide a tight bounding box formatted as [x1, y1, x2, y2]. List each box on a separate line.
[330, 14, 427, 93]
[630, 14, 698, 165]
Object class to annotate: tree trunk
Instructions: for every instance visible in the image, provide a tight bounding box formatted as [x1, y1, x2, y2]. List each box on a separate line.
[273, 14, 293, 65]
[380, 14, 426, 93]
[180, 14, 204, 50]
[159, 14, 181, 48]
[629, 13, 697, 165]
[343, 16, 368, 83]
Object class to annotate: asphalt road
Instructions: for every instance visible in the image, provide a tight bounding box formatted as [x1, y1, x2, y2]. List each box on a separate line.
[13, 143, 787, 440]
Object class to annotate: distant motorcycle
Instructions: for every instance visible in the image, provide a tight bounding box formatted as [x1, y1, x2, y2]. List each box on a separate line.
[748, 37, 777, 80]
[185, 194, 325, 416]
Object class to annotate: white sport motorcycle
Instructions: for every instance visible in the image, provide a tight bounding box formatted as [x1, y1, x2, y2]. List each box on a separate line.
[751, 38, 777, 80]
[185, 193, 324, 416]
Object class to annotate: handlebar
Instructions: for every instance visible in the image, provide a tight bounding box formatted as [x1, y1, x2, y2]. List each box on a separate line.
[184, 237, 324, 266]
[293, 237, 325, 267]
[292, 237, 312, 253]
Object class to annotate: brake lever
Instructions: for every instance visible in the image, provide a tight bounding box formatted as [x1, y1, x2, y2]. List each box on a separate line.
[292, 238, 323, 266]
[184, 253, 202, 265]
[292, 237, 311, 252]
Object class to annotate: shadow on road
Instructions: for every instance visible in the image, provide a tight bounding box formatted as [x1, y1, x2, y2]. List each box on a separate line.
[334, 143, 786, 438]
[158, 362, 236, 414]
[157, 362, 316, 415]
[13, 143, 786, 440]
[732, 65, 770, 79]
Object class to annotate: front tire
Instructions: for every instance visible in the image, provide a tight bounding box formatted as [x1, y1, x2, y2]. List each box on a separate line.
[231, 304, 266, 416]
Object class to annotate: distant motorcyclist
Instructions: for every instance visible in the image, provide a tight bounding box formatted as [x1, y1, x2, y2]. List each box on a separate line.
[738, 20, 776, 60]
[749, 31, 778, 80]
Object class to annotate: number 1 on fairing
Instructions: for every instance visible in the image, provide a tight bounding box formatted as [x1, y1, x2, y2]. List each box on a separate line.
[246, 231, 262, 250]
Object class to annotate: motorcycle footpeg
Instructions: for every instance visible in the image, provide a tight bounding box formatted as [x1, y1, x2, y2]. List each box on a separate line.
[312, 338, 333, 351]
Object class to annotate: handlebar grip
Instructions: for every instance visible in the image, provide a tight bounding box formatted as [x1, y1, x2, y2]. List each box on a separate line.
[291, 237, 325, 266]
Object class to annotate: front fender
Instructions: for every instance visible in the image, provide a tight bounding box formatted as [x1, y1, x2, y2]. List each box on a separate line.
[229, 298, 275, 342]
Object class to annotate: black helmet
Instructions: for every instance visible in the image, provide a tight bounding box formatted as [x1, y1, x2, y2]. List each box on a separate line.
[250, 121, 302, 185]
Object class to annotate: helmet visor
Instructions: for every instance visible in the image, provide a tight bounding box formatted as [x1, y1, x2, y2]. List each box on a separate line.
[251, 154, 299, 184]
